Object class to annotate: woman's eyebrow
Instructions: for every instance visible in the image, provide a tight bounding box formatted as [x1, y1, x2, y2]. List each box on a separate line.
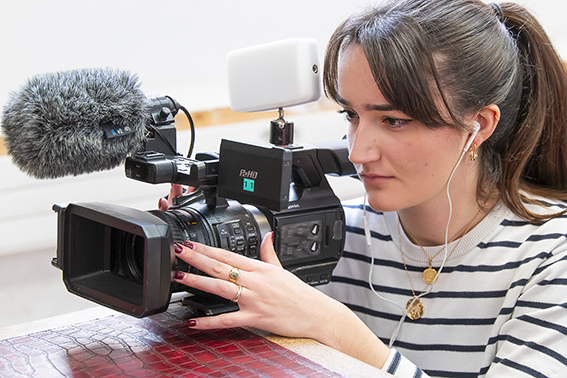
[335, 95, 351, 106]
[336, 95, 396, 112]
[365, 103, 396, 112]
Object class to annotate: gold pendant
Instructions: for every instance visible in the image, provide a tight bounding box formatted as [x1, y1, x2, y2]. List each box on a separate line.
[406, 297, 424, 320]
[422, 267, 438, 285]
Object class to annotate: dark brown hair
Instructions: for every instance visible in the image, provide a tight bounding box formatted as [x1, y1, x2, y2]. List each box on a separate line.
[324, 0, 567, 222]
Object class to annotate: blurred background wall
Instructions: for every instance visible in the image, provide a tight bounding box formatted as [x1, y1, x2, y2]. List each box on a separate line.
[1, 0, 566, 328]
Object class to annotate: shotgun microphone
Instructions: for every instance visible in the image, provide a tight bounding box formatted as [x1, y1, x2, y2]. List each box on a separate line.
[1, 67, 149, 179]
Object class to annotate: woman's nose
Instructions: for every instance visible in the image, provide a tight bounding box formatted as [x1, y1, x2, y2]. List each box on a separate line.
[347, 122, 381, 165]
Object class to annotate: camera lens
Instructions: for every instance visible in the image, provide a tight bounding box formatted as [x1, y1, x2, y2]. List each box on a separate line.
[110, 229, 146, 283]
[123, 233, 145, 281]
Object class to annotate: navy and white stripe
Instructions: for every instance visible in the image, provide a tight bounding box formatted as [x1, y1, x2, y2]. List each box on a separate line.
[319, 197, 567, 377]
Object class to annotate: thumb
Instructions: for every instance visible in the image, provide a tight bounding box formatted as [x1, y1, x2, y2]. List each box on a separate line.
[260, 232, 282, 268]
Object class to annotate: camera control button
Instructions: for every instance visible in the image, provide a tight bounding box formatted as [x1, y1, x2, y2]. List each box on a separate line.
[311, 223, 320, 235]
[310, 241, 319, 253]
[236, 237, 245, 251]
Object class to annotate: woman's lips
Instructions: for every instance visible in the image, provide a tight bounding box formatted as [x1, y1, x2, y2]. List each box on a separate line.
[358, 172, 395, 185]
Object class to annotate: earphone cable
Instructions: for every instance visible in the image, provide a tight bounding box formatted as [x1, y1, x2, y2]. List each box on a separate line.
[364, 193, 407, 347]
[364, 128, 474, 346]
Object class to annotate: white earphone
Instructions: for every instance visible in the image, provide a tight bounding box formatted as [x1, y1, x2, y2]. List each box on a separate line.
[462, 120, 481, 153]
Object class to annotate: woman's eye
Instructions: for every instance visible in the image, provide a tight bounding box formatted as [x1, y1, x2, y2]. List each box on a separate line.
[338, 109, 358, 122]
[384, 117, 411, 129]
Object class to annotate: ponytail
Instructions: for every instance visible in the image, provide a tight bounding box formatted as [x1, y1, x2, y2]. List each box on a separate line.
[497, 2, 567, 221]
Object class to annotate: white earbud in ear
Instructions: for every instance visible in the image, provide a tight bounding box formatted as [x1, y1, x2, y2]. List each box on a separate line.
[462, 121, 481, 153]
[473, 120, 481, 132]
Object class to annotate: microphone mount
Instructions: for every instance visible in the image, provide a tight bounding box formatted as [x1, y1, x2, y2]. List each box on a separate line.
[269, 107, 294, 147]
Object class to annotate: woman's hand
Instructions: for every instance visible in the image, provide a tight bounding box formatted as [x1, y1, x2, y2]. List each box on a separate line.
[172, 234, 339, 340]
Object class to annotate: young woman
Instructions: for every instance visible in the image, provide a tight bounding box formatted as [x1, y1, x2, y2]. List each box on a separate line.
[162, 1, 567, 376]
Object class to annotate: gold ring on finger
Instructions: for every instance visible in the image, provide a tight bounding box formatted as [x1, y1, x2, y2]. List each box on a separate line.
[231, 284, 242, 303]
[228, 267, 240, 283]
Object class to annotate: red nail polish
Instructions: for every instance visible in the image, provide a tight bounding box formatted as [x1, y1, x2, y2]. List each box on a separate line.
[174, 271, 185, 280]
[174, 243, 184, 254]
[182, 241, 194, 249]
[187, 319, 197, 327]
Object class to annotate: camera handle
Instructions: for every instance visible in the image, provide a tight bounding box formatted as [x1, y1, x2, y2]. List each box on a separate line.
[171, 188, 228, 210]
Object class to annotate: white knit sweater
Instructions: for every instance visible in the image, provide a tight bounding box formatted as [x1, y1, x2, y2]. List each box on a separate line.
[319, 197, 567, 377]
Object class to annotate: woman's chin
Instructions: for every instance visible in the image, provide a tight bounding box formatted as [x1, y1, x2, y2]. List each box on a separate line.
[365, 194, 402, 213]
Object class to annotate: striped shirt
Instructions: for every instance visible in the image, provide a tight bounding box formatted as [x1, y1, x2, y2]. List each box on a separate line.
[318, 197, 567, 377]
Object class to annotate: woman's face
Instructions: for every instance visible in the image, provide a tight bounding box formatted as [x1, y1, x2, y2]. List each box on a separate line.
[337, 44, 470, 213]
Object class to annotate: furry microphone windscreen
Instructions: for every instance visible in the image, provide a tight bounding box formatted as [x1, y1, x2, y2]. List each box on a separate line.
[1, 68, 149, 179]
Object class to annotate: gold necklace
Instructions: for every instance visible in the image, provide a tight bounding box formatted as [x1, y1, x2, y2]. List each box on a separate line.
[396, 210, 480, 320]
[401, 210, 481, 284]
[397, 222, 425, 320]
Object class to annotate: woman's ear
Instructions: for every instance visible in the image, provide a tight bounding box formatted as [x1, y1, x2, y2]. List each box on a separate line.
[474, 104, 500, 146]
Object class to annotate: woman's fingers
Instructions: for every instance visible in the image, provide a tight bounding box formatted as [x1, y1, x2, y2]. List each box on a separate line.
[169, 183, 185, 199]
[174, 242, 254, 285]
[177, 241, 264, 273]
[172, 240, 284, 307]
[158, 184, 197, 211]
[186, 311, 256, 330]
[172, 239, 331, 339]
[173, 270, 244, 303]
[158, 197, 169, 211]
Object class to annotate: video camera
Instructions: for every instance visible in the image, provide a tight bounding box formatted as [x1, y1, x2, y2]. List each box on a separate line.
[51, 39, 356, 318]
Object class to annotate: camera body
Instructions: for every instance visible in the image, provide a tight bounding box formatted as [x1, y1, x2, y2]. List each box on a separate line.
[126, 135, 354, 280]
[53, 136, 353, 317]
[52, 38, 356, 318]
